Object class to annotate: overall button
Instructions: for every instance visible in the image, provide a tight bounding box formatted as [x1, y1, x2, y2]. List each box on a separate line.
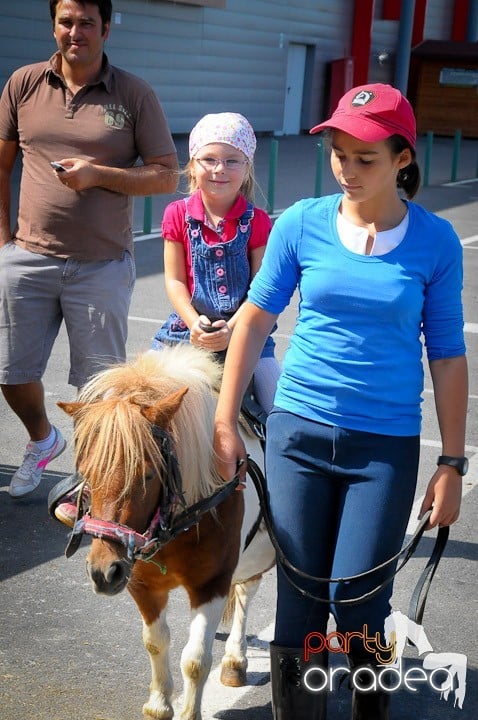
[218, 285, 227, 294]
[215, 248, 224, 257]
[216, 268, 225, 277]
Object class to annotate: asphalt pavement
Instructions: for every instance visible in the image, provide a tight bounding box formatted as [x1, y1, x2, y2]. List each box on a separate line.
[0, 133, 477, 720]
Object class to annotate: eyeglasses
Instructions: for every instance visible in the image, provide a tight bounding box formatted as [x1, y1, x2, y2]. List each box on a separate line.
[194, 157, 247, 171]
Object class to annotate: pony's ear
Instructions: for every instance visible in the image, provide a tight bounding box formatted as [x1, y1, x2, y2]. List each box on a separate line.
[141, 387, 188, 426]
[57, 400, 85, 417]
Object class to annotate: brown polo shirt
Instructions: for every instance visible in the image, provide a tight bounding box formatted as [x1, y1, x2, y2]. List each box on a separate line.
[0, 53, 176, 260]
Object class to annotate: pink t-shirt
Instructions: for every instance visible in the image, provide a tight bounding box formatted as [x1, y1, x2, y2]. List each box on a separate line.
[161, 190, 272, 293]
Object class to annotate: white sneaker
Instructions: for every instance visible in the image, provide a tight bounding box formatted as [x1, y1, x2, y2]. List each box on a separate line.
[9, 427, 67, 498]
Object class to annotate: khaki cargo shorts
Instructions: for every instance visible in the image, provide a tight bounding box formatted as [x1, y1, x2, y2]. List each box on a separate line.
[0, 243, 135, 388]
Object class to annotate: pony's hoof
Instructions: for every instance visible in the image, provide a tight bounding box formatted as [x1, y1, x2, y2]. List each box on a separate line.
[143, 695, 174, 720]
[220, 663, 247, 687]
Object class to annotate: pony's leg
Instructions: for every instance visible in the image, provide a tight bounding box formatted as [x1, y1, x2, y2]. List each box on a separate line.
[141, 608, 174, 720]
[220, 576, 262, 687]
[180, 595, 227, 720]
[131, 593, 174, 720]
[128, 578, 173, 719]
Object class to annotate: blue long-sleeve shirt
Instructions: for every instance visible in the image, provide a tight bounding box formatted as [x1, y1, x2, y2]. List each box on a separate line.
[248, 194, 465, 436]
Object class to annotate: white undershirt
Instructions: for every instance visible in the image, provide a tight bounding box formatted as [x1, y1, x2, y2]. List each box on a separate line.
[336, 210, 409, 256]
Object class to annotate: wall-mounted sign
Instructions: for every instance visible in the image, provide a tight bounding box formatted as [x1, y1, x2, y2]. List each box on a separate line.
[439, 67, 478, 87]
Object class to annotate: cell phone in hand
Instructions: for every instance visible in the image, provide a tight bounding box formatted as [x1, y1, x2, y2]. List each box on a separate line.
[199, 322, 221, 333]
[50, 161, 66, 172]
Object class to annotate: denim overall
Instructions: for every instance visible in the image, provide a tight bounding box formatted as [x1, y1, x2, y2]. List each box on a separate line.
[153, 200, 275, 358]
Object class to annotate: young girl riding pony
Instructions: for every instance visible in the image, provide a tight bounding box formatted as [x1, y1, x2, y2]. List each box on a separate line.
[152, 112, 280, 413]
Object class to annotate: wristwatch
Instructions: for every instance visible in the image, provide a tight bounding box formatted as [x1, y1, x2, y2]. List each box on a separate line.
[437, 455, 469, 476]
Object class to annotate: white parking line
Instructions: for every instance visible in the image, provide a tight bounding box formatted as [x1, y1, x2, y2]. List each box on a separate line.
[461, 234, 478, 245]
[420, 438, 478, 452]
[133, 231, 161, 241]
[444, 179, 478, 187]
[128, 315, 163, 323]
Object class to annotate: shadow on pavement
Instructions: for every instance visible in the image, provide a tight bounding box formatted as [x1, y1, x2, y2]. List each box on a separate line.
[409, 532, 477, 562]
[0, 465, 89, 581]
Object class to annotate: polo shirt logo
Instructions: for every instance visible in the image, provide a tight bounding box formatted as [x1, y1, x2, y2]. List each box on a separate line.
[102, 104, 132, 129]
[104, 109, 125, 129]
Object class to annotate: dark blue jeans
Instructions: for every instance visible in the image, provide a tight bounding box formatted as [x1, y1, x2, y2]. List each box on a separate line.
[265, 408, 419, 653]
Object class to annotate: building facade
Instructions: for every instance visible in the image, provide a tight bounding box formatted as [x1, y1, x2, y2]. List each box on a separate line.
[0, 0, 476, 136]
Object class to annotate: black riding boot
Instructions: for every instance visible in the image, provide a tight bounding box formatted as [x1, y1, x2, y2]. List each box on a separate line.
[270, 642, 327, 719]
[348, 656, 390, 720]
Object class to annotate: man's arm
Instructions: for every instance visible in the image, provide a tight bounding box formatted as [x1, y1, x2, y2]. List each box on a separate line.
[51, 153, 179, 196]
[0, 139, 18, 247]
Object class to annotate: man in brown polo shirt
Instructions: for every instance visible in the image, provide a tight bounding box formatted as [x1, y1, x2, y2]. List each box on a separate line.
[0, 0, 179, 498]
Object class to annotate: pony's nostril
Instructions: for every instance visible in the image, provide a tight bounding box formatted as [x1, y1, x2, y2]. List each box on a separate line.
[106, 560, 128, 586]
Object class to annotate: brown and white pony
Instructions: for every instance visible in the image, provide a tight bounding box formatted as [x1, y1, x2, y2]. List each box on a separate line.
[58, 345, 275, 720]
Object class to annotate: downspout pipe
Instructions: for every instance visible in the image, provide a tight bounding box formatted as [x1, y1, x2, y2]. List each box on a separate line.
[394, 0, 415, 94]
[467, 0, 478, 41]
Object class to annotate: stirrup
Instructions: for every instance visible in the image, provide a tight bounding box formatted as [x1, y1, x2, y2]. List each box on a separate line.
[47, 471, 83, 520]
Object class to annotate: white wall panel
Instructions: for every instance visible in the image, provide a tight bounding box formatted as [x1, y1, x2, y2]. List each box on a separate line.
[0, 0, 457, 134]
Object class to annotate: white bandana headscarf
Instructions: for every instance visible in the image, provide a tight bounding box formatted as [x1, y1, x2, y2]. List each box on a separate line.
[189, 112, 256, 161]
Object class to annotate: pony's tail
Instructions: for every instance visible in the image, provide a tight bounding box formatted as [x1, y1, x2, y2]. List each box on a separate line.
[220, 586, 237, 628]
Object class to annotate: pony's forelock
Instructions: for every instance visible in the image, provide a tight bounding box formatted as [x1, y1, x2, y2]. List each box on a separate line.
[73, 397, 164, 499]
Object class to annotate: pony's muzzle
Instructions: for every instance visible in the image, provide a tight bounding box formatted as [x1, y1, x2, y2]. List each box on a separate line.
[86, 556, 131, 596]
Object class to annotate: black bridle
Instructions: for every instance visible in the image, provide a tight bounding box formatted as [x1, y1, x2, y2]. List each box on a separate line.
[64, 424, 239, 564]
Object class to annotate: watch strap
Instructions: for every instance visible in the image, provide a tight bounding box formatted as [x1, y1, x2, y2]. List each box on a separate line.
[437, 455, 468, 476]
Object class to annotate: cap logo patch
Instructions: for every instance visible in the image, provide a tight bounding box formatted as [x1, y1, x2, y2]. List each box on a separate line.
[351, 90, 376, 107]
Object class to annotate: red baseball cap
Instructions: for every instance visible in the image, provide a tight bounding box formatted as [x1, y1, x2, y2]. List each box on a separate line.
[310, 83, 416, 149]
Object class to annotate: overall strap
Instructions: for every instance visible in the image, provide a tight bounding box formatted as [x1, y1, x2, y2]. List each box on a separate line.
[184, 198, 202, 235]
[238, 201, 255, 227]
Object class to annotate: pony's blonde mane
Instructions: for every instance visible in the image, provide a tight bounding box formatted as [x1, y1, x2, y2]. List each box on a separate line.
[74, 346, 225, 504]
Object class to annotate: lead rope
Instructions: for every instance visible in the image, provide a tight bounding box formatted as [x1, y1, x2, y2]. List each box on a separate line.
[246, 455, 449, 618]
